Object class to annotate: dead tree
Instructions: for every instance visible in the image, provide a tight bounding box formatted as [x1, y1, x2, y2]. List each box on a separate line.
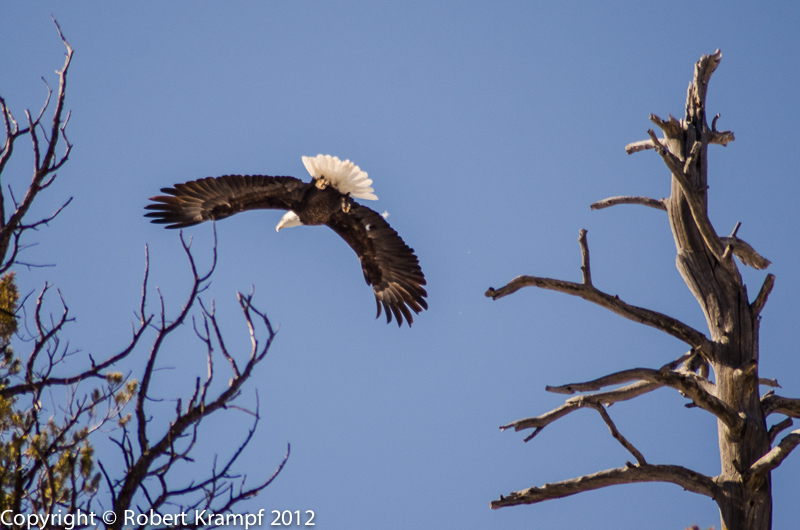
[1, 20, 288, 530]
[486, 51, 799, 530]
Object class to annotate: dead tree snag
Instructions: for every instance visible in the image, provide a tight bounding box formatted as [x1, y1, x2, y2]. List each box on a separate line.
[486, 51, 799, 530]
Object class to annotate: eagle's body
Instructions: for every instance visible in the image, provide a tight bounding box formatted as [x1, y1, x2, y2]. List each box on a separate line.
[293, 183, 353, 225]
[145, 155, 427, 326]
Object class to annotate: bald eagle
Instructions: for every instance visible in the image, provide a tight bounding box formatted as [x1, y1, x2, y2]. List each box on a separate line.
[145, 155, 427, 326]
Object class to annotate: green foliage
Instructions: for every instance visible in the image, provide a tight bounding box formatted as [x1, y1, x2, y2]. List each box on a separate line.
[0, 273, 21, 508]
[0, 381, 129, 518]
[0, 273, 20, 390]
[0, 272, 18, 343]
[0, 270, 136, 521]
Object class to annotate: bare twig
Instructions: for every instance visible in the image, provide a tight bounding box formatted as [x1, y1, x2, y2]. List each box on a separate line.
[590, 196, 667, 211]
[200, 298, 241, 379]
[578, 229, 591, 286]
[18, 197, 73, 231]
[501, 401, 580, 442]
[711, 114, 720, 132]
[759, 378, 780, 389]
[587, 402, 647, 465]
[721, 222, 741, 261]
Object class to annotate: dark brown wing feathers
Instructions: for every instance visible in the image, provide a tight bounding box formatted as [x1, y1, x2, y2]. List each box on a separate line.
[145, 175, 307, 228]
[326, 204, 427, 327]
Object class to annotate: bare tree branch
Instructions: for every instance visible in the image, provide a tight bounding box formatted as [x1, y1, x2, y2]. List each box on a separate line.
[768, 418, 793, 444]
[746, 429, 800, 488]
[545, 351, 694, 394]
[719, 236, 771, 270]
[490, 464, 719, 509]
[625, 138, 660, 154]
[504, 354, 696, 440]
[751, 274, 775, 317]
[506, 364, 742, 438]
[18, 196, 73, 231]
[709, 114, 734, 146]
[708, 130, 735, 146]
[759, 378, 780, 389]
[487, 274, 708, 350]
[486, 230, 710, 352]
[547, 379, 660, 400]
[650, 113, 684, 138]
[761, 394, 800, 419]
[590, 196, 667, 211]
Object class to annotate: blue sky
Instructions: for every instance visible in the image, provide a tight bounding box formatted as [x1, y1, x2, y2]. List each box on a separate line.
[2, 3, 799, 529]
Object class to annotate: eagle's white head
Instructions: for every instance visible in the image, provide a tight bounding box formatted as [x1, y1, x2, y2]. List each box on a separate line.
[276, 211, 303, 232]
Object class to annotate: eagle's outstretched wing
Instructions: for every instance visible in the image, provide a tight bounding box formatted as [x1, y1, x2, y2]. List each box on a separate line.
[145, 175, 308, 228]
[326, 204, 428, 326]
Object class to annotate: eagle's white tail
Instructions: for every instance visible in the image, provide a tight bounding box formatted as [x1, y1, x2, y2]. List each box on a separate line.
[302, 154, 378, 201]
